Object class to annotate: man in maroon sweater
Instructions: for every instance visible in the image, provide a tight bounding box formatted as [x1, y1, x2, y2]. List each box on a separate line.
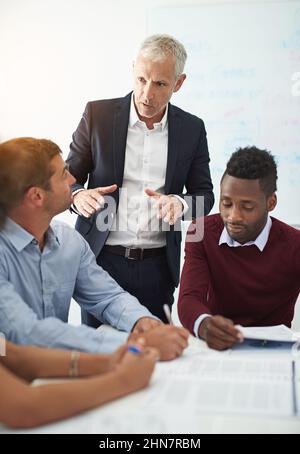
[178, 146, 300, 350]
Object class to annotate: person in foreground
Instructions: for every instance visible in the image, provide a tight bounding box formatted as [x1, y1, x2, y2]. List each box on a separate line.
[0, 339, 158, 428]
[178, 146, 300, 350]
[0, 137, 189, 360]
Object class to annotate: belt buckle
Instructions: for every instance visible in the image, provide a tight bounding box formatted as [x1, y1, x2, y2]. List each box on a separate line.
[125, 247, 143, 260]
[125, 247, 136, 260]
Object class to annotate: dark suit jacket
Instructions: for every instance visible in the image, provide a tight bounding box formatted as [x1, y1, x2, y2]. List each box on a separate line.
[67, 92, 214, 286]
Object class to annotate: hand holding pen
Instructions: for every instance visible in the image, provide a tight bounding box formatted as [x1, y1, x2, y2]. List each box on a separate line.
[114, 343, 159, 392]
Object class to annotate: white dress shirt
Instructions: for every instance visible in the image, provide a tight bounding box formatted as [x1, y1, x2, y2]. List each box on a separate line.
[193, 216, 273, 338]
[107, 95, 186, 248]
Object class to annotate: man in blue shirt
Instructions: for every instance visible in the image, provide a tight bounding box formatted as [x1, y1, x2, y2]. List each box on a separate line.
[0, 138, 188, 359]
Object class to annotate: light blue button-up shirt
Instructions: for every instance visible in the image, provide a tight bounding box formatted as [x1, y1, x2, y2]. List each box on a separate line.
[0, 218, 153, 352]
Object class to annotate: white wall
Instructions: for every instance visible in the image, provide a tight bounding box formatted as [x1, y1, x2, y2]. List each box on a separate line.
[0, 0, 144, 152]
[0, 0, 281, 151]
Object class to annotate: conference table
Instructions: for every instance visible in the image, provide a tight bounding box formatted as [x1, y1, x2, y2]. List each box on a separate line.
[1, 333, 299, 434]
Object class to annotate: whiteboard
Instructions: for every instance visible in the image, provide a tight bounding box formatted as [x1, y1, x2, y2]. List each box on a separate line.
[147, 1, 300, 224]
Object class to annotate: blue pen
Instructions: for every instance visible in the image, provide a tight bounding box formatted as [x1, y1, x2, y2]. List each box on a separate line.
[127, 345, 142, 354]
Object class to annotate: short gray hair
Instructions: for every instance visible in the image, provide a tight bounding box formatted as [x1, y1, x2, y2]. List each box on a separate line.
[137, 34, 187, 79]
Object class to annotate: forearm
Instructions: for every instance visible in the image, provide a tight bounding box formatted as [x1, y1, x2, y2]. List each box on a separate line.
[3, 342, 111, 381]
[32, 350, 111, 379]
[3, 343, 69, 381]
[3, 371, 133, 429]
[177, 296, 211, 334]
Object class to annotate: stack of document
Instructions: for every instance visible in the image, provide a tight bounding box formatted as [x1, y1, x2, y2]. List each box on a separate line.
[236, 324, 300, 344]
[145, 329, 300, 418]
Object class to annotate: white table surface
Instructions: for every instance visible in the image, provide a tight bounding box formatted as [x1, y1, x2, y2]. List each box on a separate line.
[1, 335, 299, 434]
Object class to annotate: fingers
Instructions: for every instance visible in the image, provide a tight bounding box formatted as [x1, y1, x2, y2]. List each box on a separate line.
[175, 326, 190, 341]
[156, 197, 183, 225]
[74, 198, 100, 218]
[106, 344, 128, 371]
[73, 189, 105, 217]
[145, 189, 181, 221]
[136, 337, 146, 347]
[160, 203, 175, 224]
[173, 328, 189, 351]
[132, 317, 161, 334]
[132, 325, 143, 335]
[209, 323, 239, 344]
[159, 326, 189, 360]
[144, 188, 161, 199]
[211, 316, 242, 340]
[73, 186, 117, 218]
[204, 316, 243, 350]
[206, 330, 241, 350]
[145, 188, 179, 224]
[131, 325, 189, 361]
[207, 338, 232, 351]
[111, 345, 128, 367]
[125, 345, 159, 366]
[141, 347, 160, 362]
[163, 328, 188, 351]
[174, 335, 189, 351]
[114, 344, 128, 360]
[96, 184, 117, 195]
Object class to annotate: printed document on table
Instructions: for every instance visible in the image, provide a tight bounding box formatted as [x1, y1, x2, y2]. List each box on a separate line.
[144, 350, 300, 418]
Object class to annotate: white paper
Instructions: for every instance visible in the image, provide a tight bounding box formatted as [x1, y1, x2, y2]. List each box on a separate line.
[236, 324, 300, 342]
[145, 348, 298, 418]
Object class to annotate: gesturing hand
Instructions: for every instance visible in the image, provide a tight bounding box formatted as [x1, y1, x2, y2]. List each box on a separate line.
[116, 346, 159, 392]
[73, 185, 117, 218]
[145, 188, 183, 225]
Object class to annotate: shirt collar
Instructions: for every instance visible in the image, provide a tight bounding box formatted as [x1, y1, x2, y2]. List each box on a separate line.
[129, 93, 168, 130]
[1, 218, 60, 252]
[219, 216, 272, 252]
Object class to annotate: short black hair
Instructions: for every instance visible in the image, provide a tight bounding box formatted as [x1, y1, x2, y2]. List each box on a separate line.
[222, 146, 277, 196]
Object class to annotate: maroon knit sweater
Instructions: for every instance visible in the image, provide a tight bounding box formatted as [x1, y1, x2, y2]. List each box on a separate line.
[178, 214, 300, 334]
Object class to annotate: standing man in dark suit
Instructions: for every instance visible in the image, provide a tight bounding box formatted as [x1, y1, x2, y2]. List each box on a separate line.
[67, 34, 214, 326]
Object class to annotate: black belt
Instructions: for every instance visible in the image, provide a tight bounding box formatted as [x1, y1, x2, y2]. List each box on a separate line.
[103, 245, 166, 261]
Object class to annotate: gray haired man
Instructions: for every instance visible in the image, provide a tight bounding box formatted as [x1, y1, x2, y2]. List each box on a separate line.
[67, 34, 214, 325]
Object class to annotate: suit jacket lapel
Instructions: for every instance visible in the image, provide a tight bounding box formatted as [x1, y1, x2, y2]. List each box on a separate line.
[112, 93, 131, 187]
[165, 104, 181, 194]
